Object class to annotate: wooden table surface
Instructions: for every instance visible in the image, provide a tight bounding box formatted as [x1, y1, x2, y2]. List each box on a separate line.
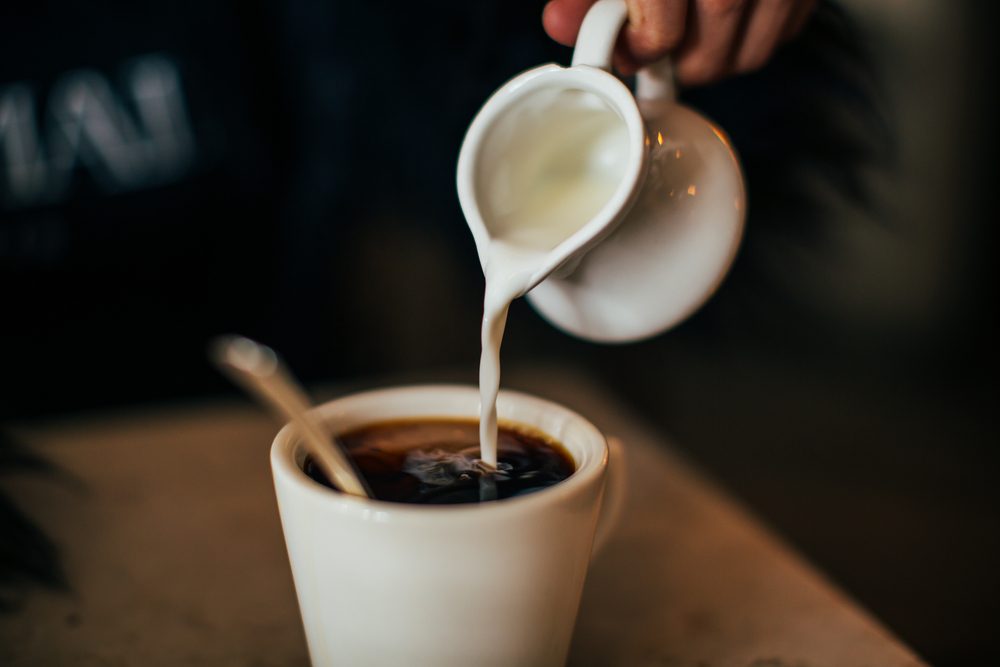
[0, 368, 927, 666]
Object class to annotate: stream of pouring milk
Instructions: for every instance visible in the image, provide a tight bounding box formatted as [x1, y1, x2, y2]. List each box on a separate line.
[476, 103, 627, 467]
[478, 242, 542, 468]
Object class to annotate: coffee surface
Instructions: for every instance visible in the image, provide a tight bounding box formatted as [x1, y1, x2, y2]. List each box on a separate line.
[304, 419, 574, 504]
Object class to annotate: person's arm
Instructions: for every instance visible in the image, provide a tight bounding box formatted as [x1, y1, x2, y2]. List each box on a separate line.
[543, 0, 817, 85]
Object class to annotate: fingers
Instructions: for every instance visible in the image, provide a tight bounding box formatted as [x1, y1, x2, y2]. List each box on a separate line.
[673, 0, 751, 86]
[731, 0, 798, 74]
[544, 0, 686, 76]
[543, 0, 817, 86]
[620, 0, 688, 63]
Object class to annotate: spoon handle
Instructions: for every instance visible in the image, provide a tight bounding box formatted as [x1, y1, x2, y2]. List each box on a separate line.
[211, 336, 371, 498]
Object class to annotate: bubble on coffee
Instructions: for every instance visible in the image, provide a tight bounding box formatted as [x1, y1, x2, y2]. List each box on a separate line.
[402, 448, 512, 485]
[303, 419, 574, 504]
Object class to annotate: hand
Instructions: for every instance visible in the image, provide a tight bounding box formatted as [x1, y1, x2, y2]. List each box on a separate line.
[543, 0, 817, 85]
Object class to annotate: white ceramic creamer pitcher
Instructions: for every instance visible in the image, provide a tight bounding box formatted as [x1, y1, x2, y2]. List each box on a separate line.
[458, 0, 745, 342]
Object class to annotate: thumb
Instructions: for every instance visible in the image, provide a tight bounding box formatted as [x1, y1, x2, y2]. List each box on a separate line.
[542, 0, 599, 46]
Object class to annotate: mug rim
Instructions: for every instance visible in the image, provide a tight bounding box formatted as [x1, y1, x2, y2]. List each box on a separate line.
[270, 384, 609, 519]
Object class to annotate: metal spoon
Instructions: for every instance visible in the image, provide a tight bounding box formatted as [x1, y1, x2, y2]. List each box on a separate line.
[210, 335, 371, 498]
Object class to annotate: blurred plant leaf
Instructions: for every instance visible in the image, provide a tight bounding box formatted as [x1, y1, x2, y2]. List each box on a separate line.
[0, 430, 70, 612]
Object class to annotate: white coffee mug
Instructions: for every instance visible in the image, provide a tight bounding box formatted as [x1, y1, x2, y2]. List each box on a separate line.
[270, 385, 620, 667]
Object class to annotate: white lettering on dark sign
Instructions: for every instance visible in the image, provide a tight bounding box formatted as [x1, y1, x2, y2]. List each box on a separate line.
[0, 54, 195, 209]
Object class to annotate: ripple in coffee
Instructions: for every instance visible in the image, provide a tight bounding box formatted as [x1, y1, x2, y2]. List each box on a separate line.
[304, 419, 574, 504]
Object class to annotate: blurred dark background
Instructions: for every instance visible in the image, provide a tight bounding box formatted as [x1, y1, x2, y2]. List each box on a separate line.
[1, 0, 997, 664]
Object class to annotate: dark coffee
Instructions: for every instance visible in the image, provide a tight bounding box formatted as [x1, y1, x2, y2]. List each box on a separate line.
[303, 419, 574, 504]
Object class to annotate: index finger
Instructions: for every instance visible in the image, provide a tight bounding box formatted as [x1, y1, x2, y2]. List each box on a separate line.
[621, 0, 689, 64]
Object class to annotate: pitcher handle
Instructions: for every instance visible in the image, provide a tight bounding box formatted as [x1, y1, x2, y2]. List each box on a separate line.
[572, 0, 677, 102]
[571, 0, 628, 70]
[636, 59, 676, 103]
